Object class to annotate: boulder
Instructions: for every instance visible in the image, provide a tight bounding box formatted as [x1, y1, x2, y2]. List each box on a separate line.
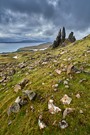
[19, 98, 28, 106]
[61, 94, 72, 105]
[42, 62, 48, 65]
[14, 84, 21, 93]
[76, 93, 81, 98]
[63, 108, 74, 119]
[48, 99, 61, 114]
[79, 79, 87, 83]
[18, 62, 26, 69]
[63, 80, 68, 85]
[9, 69, 16, 76]
[19, 79, 29, 89]
[59, 120, 68, 129]
[65, 85, 69, 89]
[7, 103, 20, 116]
[52, 84, 59, 88]
[38, 115, 46, 130]
[23, 90, 37, 101]
[8, 120, 12, 126]
[79, 110, 83, 114]
[0, 79, 4, 83]
[30, 105, 35, 112]
[55, 69, 61, 75]
[67, 64, 73, 75]
[15, 96, 22, 104]
[13, 56, 18, 59]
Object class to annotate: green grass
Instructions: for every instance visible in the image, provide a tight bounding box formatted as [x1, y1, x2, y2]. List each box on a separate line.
[0, 36, 90, 135]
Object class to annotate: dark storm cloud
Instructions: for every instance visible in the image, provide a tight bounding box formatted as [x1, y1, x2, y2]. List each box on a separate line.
[0, 0, 90, 40]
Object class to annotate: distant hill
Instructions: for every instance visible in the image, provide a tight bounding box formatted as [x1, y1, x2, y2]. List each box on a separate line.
[0, 37, 47, 43]
[17, 42, 52, 52]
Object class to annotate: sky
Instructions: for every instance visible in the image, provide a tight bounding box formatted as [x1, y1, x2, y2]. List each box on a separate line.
[0, 0, 90, 42]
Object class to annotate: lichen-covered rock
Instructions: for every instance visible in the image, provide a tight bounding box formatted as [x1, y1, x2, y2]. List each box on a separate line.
[63, 108, 74, 119]
[61, 94, 72, 105]
[38, 115, 46, 130]
[19, 79, 29, 89]
[15, 96, 22, 104]
[76, 93, 81, 98]
[67, 63, 73, 75]
[14, 84, 21, 93]
[59, 120, 68, 129]
[48, 99, 61, 114]
[55, 69, 61, 75]
[23, 90, 37, 101]
[7, 103, 20, 116]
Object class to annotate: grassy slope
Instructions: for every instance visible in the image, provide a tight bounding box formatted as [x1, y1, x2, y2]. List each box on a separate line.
[0, 36, 90, 135]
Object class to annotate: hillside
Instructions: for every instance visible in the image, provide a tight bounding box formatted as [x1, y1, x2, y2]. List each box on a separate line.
[0, 35, 90, 135]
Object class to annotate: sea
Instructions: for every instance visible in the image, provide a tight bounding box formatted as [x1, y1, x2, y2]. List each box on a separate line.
[0, 42, 44, 53]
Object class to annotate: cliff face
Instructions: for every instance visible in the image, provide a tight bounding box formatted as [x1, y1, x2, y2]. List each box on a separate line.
[0, 35, 90, 135]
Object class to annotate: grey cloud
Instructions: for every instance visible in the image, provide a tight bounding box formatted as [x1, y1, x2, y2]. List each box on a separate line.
[0, 0, 90, 40]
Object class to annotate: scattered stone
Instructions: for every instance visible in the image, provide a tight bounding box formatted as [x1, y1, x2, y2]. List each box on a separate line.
[15, 96, 22, 104]
[68, 57, 72, 61]
[48, 99, 61, 114]
[18, 62, 26, 69]
[0, 79, 4, 83]
[76, 94, 81, 98]
[53, 60, 57, 63]
[26, 109, 29, 116]
[0, 76, 6, 83]
[54, 84, 59, 88]
[13, 56, 18, 59]
[63, 108, 74, 119]
[58, 80, 63, 83]
[52, 84, 58, 88]
[38, 115, 46, 130]
[23, 90, 37, 101]
[65, 85, 69, 89]
[9, 69, 16, 76]
[55, 69, 61, 75]
[14, 84, 21, 93]
[61, 94, 72, 105]
[63, 80, 68, 85]
[61, 63, 64, 68]
[8, 120, 12, 126]
[79, 79, 87, 83]
[63, 58, 67, 61]
[71, 66, 81, 74]
[76, 71, 81, 74]
[59, 120, 68, 129]
[60, 51, 65, 55]
[7, 103, 20, 116]
[19, 79, 29, 89]
[30, 105, 35, 112]
[52, 120, 57, 126]
[54, 89, 58, 92]
[67, 63, 73, 75]
[87, 50, 90, 53]
[42, 82, 45, 85]
[79, 110, 83, 114]
[19, 96, 28, 106]
[42, 62, 48, 65]
[62, 68, 67, 72]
